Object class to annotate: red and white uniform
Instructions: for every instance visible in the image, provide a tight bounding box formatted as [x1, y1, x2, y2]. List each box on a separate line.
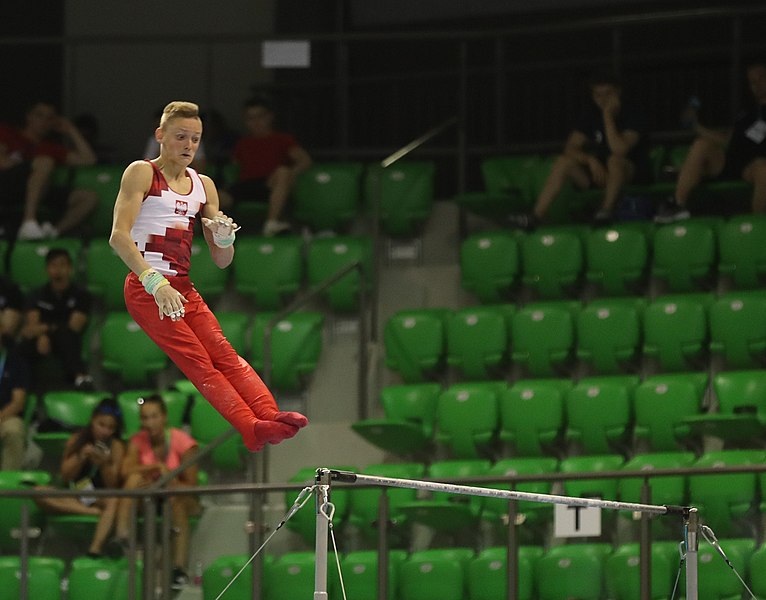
[122, 161, 285, 452]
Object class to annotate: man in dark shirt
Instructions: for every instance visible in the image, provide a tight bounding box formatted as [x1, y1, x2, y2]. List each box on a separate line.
[0, 333, 29, 469]
[508, 71, 649, 228]
[0, 275, 23, 344]
[20, 247, 93, 389]
[656, 56, 766, 222]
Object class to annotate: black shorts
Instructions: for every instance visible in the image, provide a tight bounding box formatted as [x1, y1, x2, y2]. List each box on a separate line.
[228, 178, 270, 202]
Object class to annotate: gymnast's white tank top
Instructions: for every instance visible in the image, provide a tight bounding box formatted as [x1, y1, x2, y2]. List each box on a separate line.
[131, 161, 207, 277]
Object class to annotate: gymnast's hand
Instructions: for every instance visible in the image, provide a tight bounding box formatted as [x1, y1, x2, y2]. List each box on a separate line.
[202, 211, 240, 247]
[155, 283, 188, 322]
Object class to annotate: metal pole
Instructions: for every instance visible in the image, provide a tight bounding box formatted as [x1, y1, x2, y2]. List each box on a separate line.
[143, 496, 158, 600]
[19, 503, 29, 600]
[161, 498, 172, 598]
[358, 262, 369, 419]
[376, 490, 390, 600]
[249, 452, 265, 600]
[685, 508, 699, 600]
[639, 479, 652, 600]
[506, 496, 519, 600]
[314, 469, 331, 600]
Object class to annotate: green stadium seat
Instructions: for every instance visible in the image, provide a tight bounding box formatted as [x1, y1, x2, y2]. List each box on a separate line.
[689, 450, 765, 537]
[215, 310, 250, 356]
[383, 308, 448, 383]
[202, 554, 256, 600]
[33, 390, 112, 457]
[446, 305, 509, 380]
[306, 235, 373, 312]
[605, 542, 676, 600]
[84, 238, 129, 310]
[249, 310, 324, 391]
[435, 382, 501, 458]
[350, 383, 440, 457]
[651, 221, 716, 292]
[692, 538, 756, 600]
[559, 454, 625, 505]
[265, 551, 326, 600]
[537, 543, 612, 600]
[499, 379, 569, 456]
[100, 311, 169, 386]
[510, 302, 576, 378]
[0, 470, 51, 552]
[398, 459, 490, 532]
[68, 556, 143, 600]
[188, 238, 230, 301]
[340, 549, 408, 600]
[189, 392, 246, 471]
[399, 548, 474, 600]
[520, 230, 584, 299]
[348, 462, 425, 545]
[576, 299, 642, 375]
[709, 293, 766, 370]
[232, 235, 303, 310]
[633, 373, 706, 452]
[0, 555, 66, 600]
[565, 378, 633, 455]
[292, 161, 364, 232]
[460, 231, 519, 303]
[9, 238, 83, 293]
[73, 164, 124, 236]
[365, 160, 436, 237]
[643, 295, 709, 372]
[585, 226, 649, 296]
[718, 214, 766, 289]
[468, 546, 544, 600]
[749, 543, 766, 600]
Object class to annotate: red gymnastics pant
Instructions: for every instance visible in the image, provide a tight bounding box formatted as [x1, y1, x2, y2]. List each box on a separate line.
[124, 273, 301, 451]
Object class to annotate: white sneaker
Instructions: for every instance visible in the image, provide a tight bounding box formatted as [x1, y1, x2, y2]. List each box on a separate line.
[262, 219, 291, 237]
[17, 220, 45, 241]
[40, 222, 58, 239]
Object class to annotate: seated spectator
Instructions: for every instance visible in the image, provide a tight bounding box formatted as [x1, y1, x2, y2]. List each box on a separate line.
[34, 398, 125, 558]
[114, 394, 200, 590]
[0, 275, 23, 344]
[19, 247, 94, 390]
[220, 95, 312, 236]
[0, 100, 98, 240]
[507, 71, 650, 228]
[656, 56, 766, 222]
[0, 330, 30, 470]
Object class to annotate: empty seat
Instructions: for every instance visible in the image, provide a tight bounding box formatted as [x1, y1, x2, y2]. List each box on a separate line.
[292, 161, 364, 232]
[435, 382, 500, 458]
[215, 310, 250, 356]
[565, 378, 633, 455]
[100, 311, 169, 385]
[651, 221, 716, 292]
[306, 235, 373, 312]
[468, 546, 544, 600]
[202, 554, 254, 600]
[0, 555, 66, 600]
[694, 538, 756, 600]
[643, 295, 709, 372]
[585, 226, 649, 296]
[605, 542, 676, 600]
[718, 214, 766, 289]
[460, 231, 520, 303]
[340, 550, 408, 600]
[365, 160, 436, 237]
[232, 235, 304, 309]
[499, 379, 569, 456]
[559, 454, 625, 504]
[249, 311, 324, 391]
[537, 543, 612, 600]
[709, 293, 766, 370]
[383, 308, 448, 383]
[520, 230, 584, 299]
[576, 299, 642, 375]
[84, 238, 129, 310]
[188, 238, 230, 300]
[190, 394, 246, 471]
[619, 451, 696, 517]
[510, 303, 576, 378]
[266, 551, 325, 600]
[350, 383, 440, 457]
[73, 164, 124, 236]
[399, 548, 474, 600]
[68, 556, 143, 600]
[446, 305, 510, 380]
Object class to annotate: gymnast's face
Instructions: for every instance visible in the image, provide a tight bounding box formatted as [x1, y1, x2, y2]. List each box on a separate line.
[157, 117, 202, 165]
[139, 401, 167, 437]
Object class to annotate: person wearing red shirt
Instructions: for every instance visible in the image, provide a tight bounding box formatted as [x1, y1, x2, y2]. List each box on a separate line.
[223, 96, 312, 236]
[0, 101, 98, 240]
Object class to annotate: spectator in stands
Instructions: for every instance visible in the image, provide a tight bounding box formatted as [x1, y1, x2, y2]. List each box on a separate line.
[0, 330, 30, 469]
[220, 95, 312, 236]
[0, 101, 98, 240]
[0, 275, 23, 344]
[19, 247, 94, 389]
[507, 71, 650, 228]
[34, 398, 125, 558]
[113, 394, 199, 589]
[655, 56, 766, 222]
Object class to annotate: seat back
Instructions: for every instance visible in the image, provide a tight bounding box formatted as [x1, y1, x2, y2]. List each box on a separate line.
[85, 238, 129, 310]
[306, 235, 373, 312]
[510, 303, 575, 377]
[460, 231, 519, 303]
[566, 378, 633, 455]
[436, 382, 500, 458]
[605, 542, 676, 600]
[189, 392, 245, 470]
[520, 230, 584, 299]
[559, 454, 625, 501]
[499, 379, 568, 456]
[537, 543, 611, 600]
[292, 161, 364, 231]
[10, 239, 83, 293]
[232, 235, 304, 309]
[365, 160, 435, 237]
[468, 546, 543, 600]
[709, 294, 766, 370]
[652, 221, 716, 292]
[249, 311, 324, 391]
[100, 311, 169, 385]
[340, 550, 408, 600]
[188, 238, 230, 300]
[383, 308, 447, 383]
[0, 471, 52, 552]
[265, 551, 325, 600]
[73, 164, 124, 236]
[481, 457, 558, 525]
[619, 451, 696, 507]
[713, 369, 766, 420]
[202, 554, 253, 600]
[694, 538, 756, 600]
[400, 548, 473, 600]
[718, 214, 766, 289]
[0, 555, 65, 600]
[643, 296, 708, 372]
[585, 226, 649, 296]
[576, 300, 642, 375]
[446, 306, 509, 380]
[215, 310, 250, 356]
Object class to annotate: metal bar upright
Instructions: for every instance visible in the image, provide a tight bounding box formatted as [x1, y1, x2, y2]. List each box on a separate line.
[314, 469, 331, 600]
